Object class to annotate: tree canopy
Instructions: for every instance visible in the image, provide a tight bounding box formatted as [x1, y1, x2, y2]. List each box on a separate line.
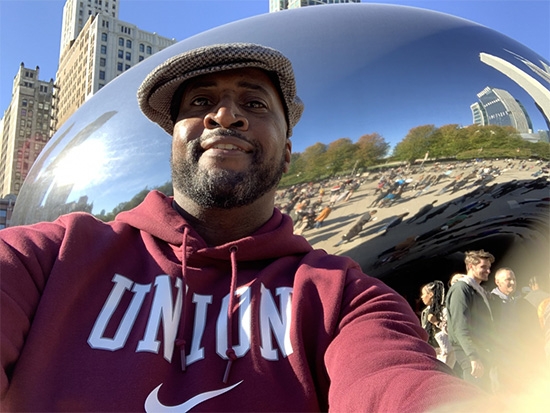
[279, 123, 548, 187]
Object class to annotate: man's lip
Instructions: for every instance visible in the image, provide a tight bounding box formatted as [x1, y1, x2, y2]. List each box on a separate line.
[201, 137, 253, 153]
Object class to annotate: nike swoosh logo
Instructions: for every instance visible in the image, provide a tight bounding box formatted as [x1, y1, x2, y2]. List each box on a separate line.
[144, 381, 243, 412]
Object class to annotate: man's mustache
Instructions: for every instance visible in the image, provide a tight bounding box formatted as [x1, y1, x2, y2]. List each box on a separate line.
[200, 128, 251, 145]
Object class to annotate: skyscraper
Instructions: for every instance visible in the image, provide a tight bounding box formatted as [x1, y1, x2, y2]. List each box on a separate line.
[55, 0, 176, 130]
[474, 86, 533, 133]
[60, 0, 120, 57]
[0, 0, 176, 206]
[470, 102, 488, 126]
[0, 65, 55, 197]
[270, 0, 360, 13]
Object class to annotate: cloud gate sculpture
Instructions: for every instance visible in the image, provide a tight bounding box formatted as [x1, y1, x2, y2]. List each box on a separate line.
[11, 4, 549, 300]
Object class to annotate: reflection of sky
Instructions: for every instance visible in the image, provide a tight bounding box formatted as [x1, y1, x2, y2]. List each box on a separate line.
[291, 26, 549, 153]
[14, 4, 550, 223]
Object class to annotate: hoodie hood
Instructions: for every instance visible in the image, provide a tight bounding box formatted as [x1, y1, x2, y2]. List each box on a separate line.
[115, 190, 313, 260]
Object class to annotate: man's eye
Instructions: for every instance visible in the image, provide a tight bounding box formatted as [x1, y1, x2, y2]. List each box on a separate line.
[246, 101, 266, 109]
[191, 97, 211, 106]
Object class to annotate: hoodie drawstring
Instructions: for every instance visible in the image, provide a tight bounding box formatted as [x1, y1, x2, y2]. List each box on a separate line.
[223, 245, 239, 384]
[175, 227, 189, 372]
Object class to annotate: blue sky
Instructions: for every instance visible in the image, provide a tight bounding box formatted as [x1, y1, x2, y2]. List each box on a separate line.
[1, 0, 548, 121]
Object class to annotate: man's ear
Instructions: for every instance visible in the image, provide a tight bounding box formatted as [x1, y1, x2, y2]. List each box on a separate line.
[283, 138, 292, 173]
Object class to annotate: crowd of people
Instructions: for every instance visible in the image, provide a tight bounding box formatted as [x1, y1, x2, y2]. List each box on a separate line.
[419, 250, 550, 395]
[275, 158, 548, 261]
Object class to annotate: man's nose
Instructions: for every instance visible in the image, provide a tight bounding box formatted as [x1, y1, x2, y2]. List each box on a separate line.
[204, 101, 249, 130]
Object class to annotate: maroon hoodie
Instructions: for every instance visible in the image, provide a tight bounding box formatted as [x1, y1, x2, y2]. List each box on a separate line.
[1, 190, 483, 412]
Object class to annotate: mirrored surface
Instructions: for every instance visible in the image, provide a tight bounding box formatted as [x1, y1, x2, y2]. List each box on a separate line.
[11, 3, 549, 295]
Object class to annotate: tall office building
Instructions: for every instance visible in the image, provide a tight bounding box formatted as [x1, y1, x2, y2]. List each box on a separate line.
[270, 0, 360, 13]
[474, 86, 533, 133]
[55, 0, 176, 130]
[60, 0, 120, 57]
[0, 65, 55, 197]
[470, 102, 488, 126]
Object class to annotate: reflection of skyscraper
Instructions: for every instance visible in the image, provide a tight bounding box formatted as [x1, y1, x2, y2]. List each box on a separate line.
[480, 52, 550, 131]
[470, 102, 488, 126]
[270, 0, 360, 12]
[473, 86, 532, 133]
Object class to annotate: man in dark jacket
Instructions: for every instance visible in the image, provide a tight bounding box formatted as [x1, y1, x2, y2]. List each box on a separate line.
[447, 249, 495, 391]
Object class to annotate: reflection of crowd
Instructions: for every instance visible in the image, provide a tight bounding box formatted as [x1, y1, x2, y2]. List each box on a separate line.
[275, 159, 549, 266]
[275, 158, 550, 397]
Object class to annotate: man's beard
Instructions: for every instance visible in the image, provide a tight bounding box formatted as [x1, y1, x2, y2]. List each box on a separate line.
[171, 137, 286, 209]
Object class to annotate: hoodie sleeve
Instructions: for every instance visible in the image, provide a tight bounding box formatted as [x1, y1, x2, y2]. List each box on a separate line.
[324, 268, 484, 412]
[0, 220, 66, 398]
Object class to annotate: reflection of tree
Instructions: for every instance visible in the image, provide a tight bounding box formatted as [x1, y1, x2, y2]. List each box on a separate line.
[280, 123, 549, 187]
[94, 181, 173, 222]
[393, 124, 547, 162]
[325, 138, 357, 176]
[282, 135, 390, 186]
[356, 133, 390, 167]
[392, 125, 437, 164]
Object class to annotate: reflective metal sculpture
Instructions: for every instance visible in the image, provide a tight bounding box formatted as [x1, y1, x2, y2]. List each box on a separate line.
[11, 4, 549, 296]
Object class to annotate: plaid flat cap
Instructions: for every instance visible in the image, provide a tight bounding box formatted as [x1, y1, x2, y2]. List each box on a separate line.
[137, 43, 304, 137]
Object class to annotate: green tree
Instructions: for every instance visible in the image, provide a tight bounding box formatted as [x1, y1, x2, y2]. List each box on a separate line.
[429, 124, 469, 158]
[325, 138, 356, 175]
[301, 142, 329, 178]
[392, 125, 437, 163]
[354, 133, 389, 167]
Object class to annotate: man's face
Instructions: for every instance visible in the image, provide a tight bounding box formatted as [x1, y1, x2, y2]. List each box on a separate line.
[171, 68, 291, 209]
[495, 270, 516, 296]
[468, 258, 492, 283]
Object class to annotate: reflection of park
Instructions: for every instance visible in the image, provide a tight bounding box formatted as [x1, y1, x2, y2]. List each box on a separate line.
[290, 158, 549, 306]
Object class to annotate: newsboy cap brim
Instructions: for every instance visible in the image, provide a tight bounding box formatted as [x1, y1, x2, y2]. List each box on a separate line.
[137, 43, 304, 137]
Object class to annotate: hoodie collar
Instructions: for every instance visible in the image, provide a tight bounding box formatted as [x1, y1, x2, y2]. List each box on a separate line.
[115, 190, 313, 260]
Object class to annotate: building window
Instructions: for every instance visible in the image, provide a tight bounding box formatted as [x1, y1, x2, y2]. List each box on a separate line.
[117, 62, 123, 71]
[21, 109, 27, 116]
[99, 71, 105, 80]
[138, 55, 144, 62]
[125, 51, 131, 61]
[101, 45, 107, 54]
[126, 39, 132, 48]
[100, 57, 106, 66]
[139, 43, 145, 52]
[118, 49, 123, 58]
[125, 64, 131, 71]
[118, 37, 124, 46]
[146, 46, 152, 54]
[101, 32, 108, 41]
[22, 99, 27, 107]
